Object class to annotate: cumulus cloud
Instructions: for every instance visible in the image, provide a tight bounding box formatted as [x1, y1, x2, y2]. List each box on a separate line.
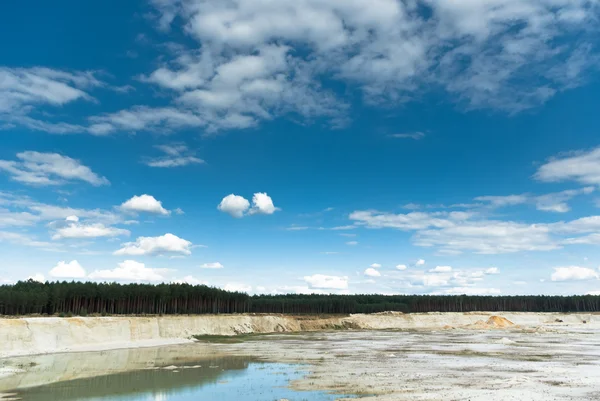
[114, 233, 192, 256]
[218, 192, 279, 217]
[416, 259, 425, 266]
[396, 264, 407, 270]
[249, 192, 280, 215]
[485, 267, 499, 275]
[364, 268, 381, 277]
[370, 263, 382, 268]
[0, 151, 109, 186]
[120, 194, 170, 215]
[535, 147, 600, 186]
[304, 274, 349, 290]
[551, 266, 599, 282]
[49, 260, 86, 278]
[144, 143, 205, 168]
[200, 262, 224, 269]
[27, 273, 45, 283]
[218, 194, 250, 218]
[88, 260, 170, 282]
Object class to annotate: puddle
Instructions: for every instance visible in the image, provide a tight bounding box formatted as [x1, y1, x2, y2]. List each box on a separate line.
[1, 347, 350, 401]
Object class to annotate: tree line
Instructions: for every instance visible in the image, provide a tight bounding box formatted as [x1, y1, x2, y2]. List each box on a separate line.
[1, 280, 600, 316]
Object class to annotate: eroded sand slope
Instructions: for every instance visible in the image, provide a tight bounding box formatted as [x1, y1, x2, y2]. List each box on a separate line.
[0, 312, 597, 357]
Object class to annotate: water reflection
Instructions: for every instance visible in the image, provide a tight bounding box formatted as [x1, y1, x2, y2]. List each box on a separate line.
[2, 346, 348, 401]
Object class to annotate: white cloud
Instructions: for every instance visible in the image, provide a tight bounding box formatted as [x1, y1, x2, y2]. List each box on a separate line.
[88, 260, 170, 282]
[416, 259, 425, 266]
[224, 283, 252, 293]
[171, 275, 208, 286]
[396, 264, 407, 270]
[120, 194, 170, 215]
[439, 287, 501, 296]
[200, 262, 224, 269]
[0, 230, 58, 250]
[346, 241, 358, 246]
[551, 266, 599, 282]
[535, 147, 600, 186]
[145, 144, 205, 168]
[389, 132, 425, 140]
[49, 260, 86, 278]
[476, 188, 594, 213]
[0, 67, 101, 133]
[145, 0, 598, 122]
[218, 194, 250, 218]
[421, 274, 449, 287]
[51, 217, 130, 240]
[485, 267, 499, 275]
[370, 263, 382, 268]
[249, 192, 279, 215]
[0, 209, 39, 227]
[88, 106, 205, 135]
[304, 274, 349, 290]
[430, 266, 452, 273]
[364, 268, 381, 277]
[475, 195, 529, 207]
[27, 273, 45, 283]
[114, 233, 192, 256]
[0, 151, 108, 186]
[65, 215, 79, 222]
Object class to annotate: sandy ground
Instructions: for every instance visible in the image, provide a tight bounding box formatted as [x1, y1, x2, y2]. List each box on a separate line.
[3, 315, 600, 400]
[218, 326, 600, 400]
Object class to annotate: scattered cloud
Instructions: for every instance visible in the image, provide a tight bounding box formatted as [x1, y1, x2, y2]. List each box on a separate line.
[144, 143, 205, 168]
[364, 268, 381, 277]
[346, 241, 358, 246]
[120, 194, 170, 215]
[430, 266, 452, 273]
[114, 233, 193, 256]
[27, 273, 45, 283]
[0, 230, 58, 250]
[171, 275, 208, 286]
[389, 132, 425, 140]
[370, 263, 382, 268]
[304, 274, 348, 290]
[200, 262, 224, 269]
[551, 266, 599, 282]
[535, 147, 600, 186]
[416, 259, 425, 266]
[476, 187, 594, 213]
[438, 287, 501, 296]
[88, 260, 170, 282]
[0, 151, 109, 186]
[224, 283, 252, 293]
[49, 260, 86, 278]
[396, 264, 407, 270]
[51, 217, 130, 240]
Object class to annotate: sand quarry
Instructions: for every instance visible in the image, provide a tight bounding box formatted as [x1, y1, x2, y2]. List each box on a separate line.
[1, 312, 600, 400]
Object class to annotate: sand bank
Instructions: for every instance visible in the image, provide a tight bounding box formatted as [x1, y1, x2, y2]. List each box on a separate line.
[0, 312, 597, 358]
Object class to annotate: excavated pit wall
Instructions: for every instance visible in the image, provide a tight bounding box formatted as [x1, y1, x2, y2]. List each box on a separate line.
[0, 312, 597, 358]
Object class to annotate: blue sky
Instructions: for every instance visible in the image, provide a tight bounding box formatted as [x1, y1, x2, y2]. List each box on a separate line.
[2, 0, 600, 296]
